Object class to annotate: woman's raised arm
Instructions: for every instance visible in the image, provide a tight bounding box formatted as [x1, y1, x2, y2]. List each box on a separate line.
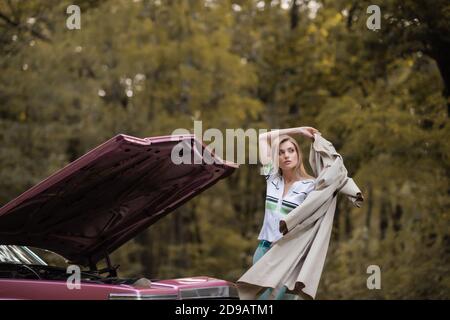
[258, 126, 319, 165]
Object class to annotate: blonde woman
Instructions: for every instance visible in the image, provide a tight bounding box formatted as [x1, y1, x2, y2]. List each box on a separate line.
[253, 126, 319, 300]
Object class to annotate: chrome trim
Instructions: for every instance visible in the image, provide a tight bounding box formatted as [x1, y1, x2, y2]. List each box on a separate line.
[21, 246, 48, 265]
[180, 285, 239, 299]
[109, 293, 178, 300]
[151, 282, 178, 289]
[0, 245, 47, 265]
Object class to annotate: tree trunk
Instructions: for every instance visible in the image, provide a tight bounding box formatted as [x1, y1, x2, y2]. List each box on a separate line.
[430, 41, 450, 117]
[290, 0, 300, 30]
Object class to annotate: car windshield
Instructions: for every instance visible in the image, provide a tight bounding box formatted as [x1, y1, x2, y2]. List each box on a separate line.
[0, 245, 47, 265]
[0, 245, 142, 284]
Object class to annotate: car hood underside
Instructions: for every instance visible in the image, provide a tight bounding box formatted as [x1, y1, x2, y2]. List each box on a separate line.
[0, 134, 237, 266]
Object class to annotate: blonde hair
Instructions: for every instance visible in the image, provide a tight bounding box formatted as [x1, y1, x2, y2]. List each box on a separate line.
[271, 134, 314, 179]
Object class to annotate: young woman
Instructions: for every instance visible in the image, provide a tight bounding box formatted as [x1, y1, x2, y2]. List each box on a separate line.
[254, 126, 319, 300]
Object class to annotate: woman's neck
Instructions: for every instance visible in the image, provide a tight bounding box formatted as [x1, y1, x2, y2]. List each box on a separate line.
[282, 170, 301, 183]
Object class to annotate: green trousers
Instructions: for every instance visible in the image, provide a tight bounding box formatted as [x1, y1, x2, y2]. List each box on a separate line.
[252, 240, 298, 300]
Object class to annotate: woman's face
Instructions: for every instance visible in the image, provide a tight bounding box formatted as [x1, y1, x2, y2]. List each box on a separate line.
[278, 140, 299, 172]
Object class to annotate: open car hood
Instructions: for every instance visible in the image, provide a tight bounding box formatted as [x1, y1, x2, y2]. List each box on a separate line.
[0, 134, 237, 266]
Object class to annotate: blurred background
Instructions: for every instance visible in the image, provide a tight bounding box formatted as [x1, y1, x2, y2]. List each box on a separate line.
[0, 0, 448, 299]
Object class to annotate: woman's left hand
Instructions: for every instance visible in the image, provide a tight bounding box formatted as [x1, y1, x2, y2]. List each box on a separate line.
[280, 220, 288, 235]
[297, 127, 319, 139]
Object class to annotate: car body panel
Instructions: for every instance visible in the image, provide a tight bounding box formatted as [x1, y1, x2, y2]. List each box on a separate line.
[0, 276, 237, 300]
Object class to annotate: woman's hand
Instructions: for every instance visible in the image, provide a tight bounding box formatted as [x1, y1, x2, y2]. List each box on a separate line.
[279, 220, 288, 235]
[258, 126, 319, 165]
[297, 127, 319, 140]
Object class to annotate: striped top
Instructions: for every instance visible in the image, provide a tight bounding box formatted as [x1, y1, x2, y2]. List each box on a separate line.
[257, 162, 315, 243]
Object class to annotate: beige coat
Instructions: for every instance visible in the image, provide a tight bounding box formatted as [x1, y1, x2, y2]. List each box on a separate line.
[236, 133, 364, 300]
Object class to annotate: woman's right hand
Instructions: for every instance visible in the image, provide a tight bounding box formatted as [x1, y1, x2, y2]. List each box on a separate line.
[297, 126, 319, 139]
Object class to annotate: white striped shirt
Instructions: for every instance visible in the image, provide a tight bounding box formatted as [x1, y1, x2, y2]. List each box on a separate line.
[257, 162, 315, 242]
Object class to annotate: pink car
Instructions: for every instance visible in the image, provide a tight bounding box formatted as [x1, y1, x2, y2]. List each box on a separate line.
[0, 134, 239, 300]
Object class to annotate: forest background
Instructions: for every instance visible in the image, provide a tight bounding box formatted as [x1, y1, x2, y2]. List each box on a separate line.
[0, 0, 448, 299]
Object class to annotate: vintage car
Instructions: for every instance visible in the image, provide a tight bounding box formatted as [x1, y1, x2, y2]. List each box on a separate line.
[0, 134, 239, 300]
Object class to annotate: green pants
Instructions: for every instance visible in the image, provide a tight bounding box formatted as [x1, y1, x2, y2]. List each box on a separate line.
[252, 240, 298, 300]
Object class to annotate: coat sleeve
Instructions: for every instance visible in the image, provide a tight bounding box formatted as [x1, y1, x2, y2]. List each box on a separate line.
[281, 158, 344, 233]
[280, 134, 364, 234]
[337, 177, 364, 207]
